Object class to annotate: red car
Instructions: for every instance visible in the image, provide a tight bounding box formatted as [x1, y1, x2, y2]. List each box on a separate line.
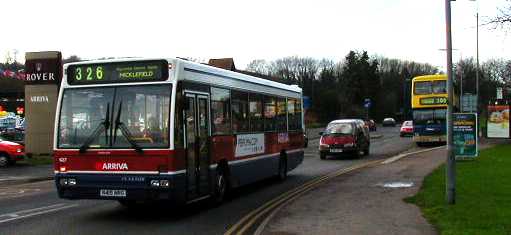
[0, 137, 25, 167]
[400, 121, 413, 137]
[319, 119, 370, 159]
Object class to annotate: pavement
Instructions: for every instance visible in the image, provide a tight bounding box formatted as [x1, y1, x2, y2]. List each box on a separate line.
[262, 139, 505, 235]
[263, 148, 441, 235]
[0, 163, 53, 186]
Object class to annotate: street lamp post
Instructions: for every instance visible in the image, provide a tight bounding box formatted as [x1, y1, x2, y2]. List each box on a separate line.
[476, 12, 479, 111]
[475, 9, 480, 136]
[445, 0, 456, 205]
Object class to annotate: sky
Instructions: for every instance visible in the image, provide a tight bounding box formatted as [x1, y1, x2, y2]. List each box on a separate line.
[2, 0, 510, 71]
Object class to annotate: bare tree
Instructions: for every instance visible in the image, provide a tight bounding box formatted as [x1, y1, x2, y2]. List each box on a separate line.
[246, 59, 269, 75]
[62, 55, 82, 63]
[488, 0, 511, 28]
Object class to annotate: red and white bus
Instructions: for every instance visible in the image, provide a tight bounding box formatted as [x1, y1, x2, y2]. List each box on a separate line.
[54, 58, 304, 206]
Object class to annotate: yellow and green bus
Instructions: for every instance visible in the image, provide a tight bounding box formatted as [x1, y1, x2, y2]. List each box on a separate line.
[411, 74, 452, 146]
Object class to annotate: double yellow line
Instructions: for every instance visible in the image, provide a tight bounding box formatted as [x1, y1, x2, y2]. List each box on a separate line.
[224, 159, 382, 235]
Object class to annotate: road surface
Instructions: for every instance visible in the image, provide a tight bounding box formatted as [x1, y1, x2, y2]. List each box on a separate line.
[0, 126, 413, 235]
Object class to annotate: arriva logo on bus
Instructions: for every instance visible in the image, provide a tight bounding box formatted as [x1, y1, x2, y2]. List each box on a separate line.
[102, 162, 129, 171]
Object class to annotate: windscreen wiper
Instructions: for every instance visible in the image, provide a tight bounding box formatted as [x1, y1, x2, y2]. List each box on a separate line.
[113, 101, 143, 153]
[79, 103, 110, 153]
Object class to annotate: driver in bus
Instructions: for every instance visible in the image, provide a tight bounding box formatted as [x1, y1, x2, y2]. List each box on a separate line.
[144, 116, 163, 143]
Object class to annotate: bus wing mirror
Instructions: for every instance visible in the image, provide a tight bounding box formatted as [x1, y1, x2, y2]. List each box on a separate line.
[319, 131, 323, 135]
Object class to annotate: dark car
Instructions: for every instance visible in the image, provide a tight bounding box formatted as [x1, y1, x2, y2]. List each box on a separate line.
[319, 119, 370, 159]
[382, 117, 396, 127]
[0, 129, 25, 145]
[400, 120, 413, 137]
[364, 119, 377, 131]
[0, 137, 25, 167]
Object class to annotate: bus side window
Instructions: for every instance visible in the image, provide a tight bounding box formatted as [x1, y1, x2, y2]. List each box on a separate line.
[232, 90, 249, 133]
[211, 87, 231, 135]
[294, 99, 303, 130]
[276, 97, 287, 131]
[287, 98, 295, 131]
[249, 93, 264, 132]
[264, 96, 276, 132]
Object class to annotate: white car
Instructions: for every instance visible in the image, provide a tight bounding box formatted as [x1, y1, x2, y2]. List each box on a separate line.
[382, 118, 396, 127]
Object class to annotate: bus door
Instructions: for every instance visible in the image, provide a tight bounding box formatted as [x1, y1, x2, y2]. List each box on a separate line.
[184, 92, 211, 200]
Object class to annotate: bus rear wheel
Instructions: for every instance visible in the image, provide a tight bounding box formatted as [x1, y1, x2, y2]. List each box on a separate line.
[212, 169, 229, 205]
[363, 146, 370, 156]
[277, 156, 288, 181]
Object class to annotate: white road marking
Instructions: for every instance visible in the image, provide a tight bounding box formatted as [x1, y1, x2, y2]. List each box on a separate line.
[381, 146, 445, 164]
[0, 203, 78, 224]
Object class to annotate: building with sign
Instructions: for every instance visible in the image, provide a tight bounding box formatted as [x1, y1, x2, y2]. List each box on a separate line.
[24, 51, 62, 156]
[0, 77, 25, 119]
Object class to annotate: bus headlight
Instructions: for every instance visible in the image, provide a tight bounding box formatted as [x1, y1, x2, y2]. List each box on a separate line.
[59, 178, 68, 186]
[59, 178, 76, 186]
[68, 178, 77, 186]
[150, 180, 160, 187]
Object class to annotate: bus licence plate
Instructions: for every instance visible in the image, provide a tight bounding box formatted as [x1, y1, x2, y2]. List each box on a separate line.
[100, 189, 127, 197]
[330, 149, 343, 153]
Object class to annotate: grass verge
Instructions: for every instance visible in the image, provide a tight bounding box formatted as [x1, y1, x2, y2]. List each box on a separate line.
[405, 144, 511, 235]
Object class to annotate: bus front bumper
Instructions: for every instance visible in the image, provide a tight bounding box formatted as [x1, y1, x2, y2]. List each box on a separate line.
[55, 173, 187, 203]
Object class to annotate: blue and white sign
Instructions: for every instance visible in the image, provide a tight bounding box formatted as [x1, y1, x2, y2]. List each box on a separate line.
[303, 96, 312, 109]
[364, 98, 371, 108]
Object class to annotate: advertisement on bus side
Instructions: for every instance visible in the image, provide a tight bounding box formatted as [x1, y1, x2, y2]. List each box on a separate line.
[486, 105, 510, 138]
[235, 133, 265, 157]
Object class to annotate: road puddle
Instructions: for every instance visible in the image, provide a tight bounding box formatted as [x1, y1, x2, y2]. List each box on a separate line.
[378, 182, 414, 188]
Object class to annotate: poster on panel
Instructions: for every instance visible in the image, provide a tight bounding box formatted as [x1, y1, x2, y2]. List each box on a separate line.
[453, 113, 478, 158]
[486, 105, 510, 138]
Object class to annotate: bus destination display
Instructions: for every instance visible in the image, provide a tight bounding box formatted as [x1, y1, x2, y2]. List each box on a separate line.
[67, 60, 168, 84]
[420, 97, 447, 105]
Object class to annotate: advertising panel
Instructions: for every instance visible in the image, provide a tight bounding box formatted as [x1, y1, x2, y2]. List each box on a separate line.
[235, 133, 265, 157]
[487, 105, 510, 138]
[453, 113, 478, 158]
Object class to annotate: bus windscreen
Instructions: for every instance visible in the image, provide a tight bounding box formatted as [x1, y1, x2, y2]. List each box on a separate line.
[58, 85, 171, 149]
[414, 80, 446, 95]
